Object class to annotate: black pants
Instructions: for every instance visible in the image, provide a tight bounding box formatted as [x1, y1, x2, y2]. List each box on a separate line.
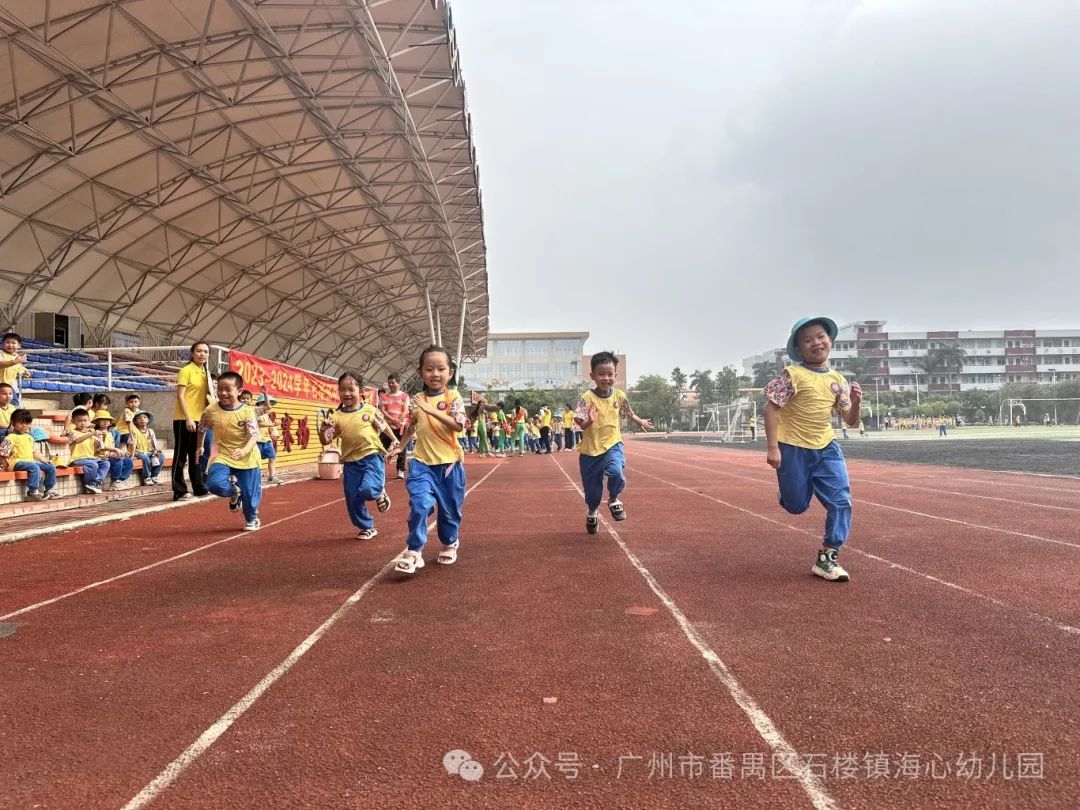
[172, 419, 207, 498]
[539, 426, 552, 453]
[564, 428, 575, 450]
[380, 425, 407, 474]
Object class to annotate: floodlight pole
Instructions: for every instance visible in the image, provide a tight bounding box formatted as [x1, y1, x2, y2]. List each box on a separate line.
[912, 370, 921, 407]
[874, 377, 881, 429]
[435, 308, 443, 346]
[456, 295, 467, 367]
[424, 286, 437, 344]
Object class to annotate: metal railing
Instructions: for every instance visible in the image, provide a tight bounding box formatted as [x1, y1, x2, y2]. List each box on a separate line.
[20, 344, 230, 392]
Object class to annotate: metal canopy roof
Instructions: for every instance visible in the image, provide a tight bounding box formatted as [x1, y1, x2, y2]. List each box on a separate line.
[0, 0, 487, 377]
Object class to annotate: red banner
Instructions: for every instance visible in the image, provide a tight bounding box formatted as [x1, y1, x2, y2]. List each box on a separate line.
[229, 350, 338, 405]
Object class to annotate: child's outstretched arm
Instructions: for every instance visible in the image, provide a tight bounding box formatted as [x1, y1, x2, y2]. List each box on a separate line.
[386, 424, 415, 461]
[620, 397, 653, 431]
[841, 382, 863, 427]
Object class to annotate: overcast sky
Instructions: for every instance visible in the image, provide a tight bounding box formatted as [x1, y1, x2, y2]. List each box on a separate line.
[448, 0, 1080, 380]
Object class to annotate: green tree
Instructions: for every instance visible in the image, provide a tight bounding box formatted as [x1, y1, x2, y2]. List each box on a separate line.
[689, 369, 714, 414]
[840, 356, 871, 384]
[715, 365, 741, 404]
[630, 375, 678, 429]
[671, 367, 688, 392]
[937, 344, 967, 393]
[752, 358, 783, 388]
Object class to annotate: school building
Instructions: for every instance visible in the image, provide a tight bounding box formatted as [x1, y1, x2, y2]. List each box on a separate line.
[743, 320, 1080, 392]
[462, 331, 627, 392]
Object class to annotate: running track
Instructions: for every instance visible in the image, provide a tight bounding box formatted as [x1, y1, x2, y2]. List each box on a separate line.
[1, 441, 1077, 808]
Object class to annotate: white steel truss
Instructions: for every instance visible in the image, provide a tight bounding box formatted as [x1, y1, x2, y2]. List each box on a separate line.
[0, 0, 487, 377]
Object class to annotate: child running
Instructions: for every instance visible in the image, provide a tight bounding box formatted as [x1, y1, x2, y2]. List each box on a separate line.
[386, 345, 466, 575]
[575, 351, 653, 534]
[198, 371, 263, 531]
[319, 372, 399, 541]
[763, 316, 862, 582]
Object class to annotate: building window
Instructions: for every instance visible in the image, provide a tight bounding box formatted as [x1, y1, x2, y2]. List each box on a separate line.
[526, 363, 549, 378]
[554, 339, 580, 355]
[526, 340, 549, 357]
[499, 363, 520, 379]
[499, 341, 521, 358]
[554, 363, 575, 379]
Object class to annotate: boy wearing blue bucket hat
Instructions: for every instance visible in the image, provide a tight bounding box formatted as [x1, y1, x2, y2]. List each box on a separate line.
[763, 317, 862, 582]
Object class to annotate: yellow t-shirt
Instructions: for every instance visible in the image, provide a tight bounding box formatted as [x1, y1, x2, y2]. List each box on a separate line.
[334, 404, 387, 463]
[411, 389, 465, 465]
[774, 365, 850, 450]
[95, 431, 118, 457]
[201, 403, 260, 470]
[3, 433, 34, 464]
[173, 362, 211, 421]
[131, 427, 156, 454]
[539, 409, 552, 428]
[68, 430, 97, 461]
[1, 351, 26, 387]
[257, 412, 273, 443]
[118, 407, 137, 433]
[562, 409, 575, 429]
[0, 403, 15, 428]
[576, 389, 629, 457]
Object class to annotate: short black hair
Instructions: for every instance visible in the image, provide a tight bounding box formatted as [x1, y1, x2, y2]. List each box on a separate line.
[338, 372, 364, 388]
[125, 394, 140, 402]
[2, 332, 22, 343]
[218, 371, 243, 389]
[10, 408, 33, 425]
[71, 407, 91, 420]
[92, 393, 111, 406]
[590, 351, 618, 371]
[388, 373, 400, 383]
[0, 382, 12, 392]
[73, 392, 92, 407]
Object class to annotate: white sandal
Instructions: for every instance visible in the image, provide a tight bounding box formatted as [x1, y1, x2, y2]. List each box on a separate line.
[394, 549, 424, 574]
[437, 541, 459, 565]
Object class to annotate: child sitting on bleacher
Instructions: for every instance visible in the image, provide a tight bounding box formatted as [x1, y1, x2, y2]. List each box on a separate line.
[65, 392, 93, 432]
[0, 382, 15, 438]
[92, 394, 121, 448]
[1, 333, 31, 405]
[118, 393, 140, 447]
[67, 408, 109, 494]
[129, 410, 164, 485]
[0, 409, 60, 500]
[92, 410, 133, 488]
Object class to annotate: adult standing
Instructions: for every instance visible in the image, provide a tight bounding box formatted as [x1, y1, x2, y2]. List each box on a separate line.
[172, 341, 211, 500]
[379, 373, 410, 479]
[511, 399, 528, 457]
[538, 404, 553, 453]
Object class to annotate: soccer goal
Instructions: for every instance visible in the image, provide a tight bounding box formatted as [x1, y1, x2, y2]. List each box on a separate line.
[998, 397, 1080, 426]
[700, 398, 759, 443]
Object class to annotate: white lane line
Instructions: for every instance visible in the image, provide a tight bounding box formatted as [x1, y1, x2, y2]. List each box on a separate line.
[549, 456, 838, 810]
[852, 478, 1080, 513]
[634, 450, 1080, 552]
[0, 472, 315, 547]
[121, 462, 503, 810]
[0, 497, 344, 622]
[628, 465, 1080, 638]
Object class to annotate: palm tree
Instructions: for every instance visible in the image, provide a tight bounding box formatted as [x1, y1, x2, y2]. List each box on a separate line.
[671, 367, 688, 392]
[689, 369, 714, 417]
[842, 356, 871, 384]
[910, 348, 941, 398]
[937, 344, 967, 393]
[752, 359, 784, 388]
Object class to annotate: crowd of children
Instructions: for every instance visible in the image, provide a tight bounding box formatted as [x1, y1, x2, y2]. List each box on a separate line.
[4, 320, 867, 587]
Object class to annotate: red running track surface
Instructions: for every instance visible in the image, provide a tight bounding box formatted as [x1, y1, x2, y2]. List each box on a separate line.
[1, 441, 1077, 809]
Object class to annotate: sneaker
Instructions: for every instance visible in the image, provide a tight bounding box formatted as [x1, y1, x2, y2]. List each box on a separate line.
[609, 500, 626, 521]
[437, 541, 459, 565]
[812, 548, 850, 582]
[376, 490, 391, 513]
[147, 477, 157, 485]
[228, 478, 242, 512]
[586, 513, 599, 535]
[396, 471, 405, 480]
[44, 489, 61, 500]
[25, 490, 43, 501]
[177, 492, 194, 501]
[244, 516, 261, 532]
[357, 528, 378, 541]
[86, 483, 103, 495]
[394, 549, 425, 574]
[268, 476, 285, 486]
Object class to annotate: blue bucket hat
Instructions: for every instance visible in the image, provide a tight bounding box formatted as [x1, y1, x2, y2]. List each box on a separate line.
[786, 316, 839, 363]
[30, 427, 50, 442]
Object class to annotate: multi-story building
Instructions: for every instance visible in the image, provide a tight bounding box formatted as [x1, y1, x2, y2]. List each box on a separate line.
[743, 320, 1080, 392]
[462, 332, 629, 392]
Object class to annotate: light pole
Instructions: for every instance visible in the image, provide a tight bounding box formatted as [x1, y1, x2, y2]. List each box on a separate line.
[874, 377, 881, 429]
[912, 369, 921, 408]
[1050, 368, 1057, 425]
